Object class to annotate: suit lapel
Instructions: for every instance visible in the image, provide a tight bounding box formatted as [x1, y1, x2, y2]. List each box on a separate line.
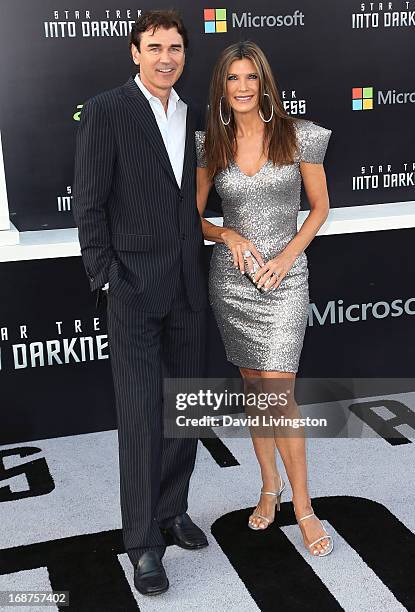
[120, 76, 177, 186]
[181, 106, 195, 188]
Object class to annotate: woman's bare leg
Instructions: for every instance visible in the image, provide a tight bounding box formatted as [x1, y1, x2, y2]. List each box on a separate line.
[240, 367, 282, 529]
[260, 370, 330, 554]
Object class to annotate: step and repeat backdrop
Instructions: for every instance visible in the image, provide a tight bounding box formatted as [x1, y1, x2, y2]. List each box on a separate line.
[1, 228, 415, 445]
[0, 1, 414, 443]
[0, 0, 414, 229]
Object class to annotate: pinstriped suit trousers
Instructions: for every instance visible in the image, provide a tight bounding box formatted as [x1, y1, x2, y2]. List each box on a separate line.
[107, 272, 206, 564]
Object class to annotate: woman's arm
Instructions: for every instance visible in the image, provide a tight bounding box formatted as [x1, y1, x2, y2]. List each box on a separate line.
[283, 161, 330, 259]
[254, 161, 329, 290]
[196, 167, 225, 243]
[196, 167, 265, 271]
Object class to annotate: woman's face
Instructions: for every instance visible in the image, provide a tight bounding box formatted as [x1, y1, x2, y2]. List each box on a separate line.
[225, 58, 260, 115]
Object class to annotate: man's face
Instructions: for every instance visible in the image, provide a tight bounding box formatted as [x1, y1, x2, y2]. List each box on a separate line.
[131, 26, 185, 94]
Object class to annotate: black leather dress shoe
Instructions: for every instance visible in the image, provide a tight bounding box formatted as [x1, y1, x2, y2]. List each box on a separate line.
[160, 513, 209, 550]
[134, 551, 169, 596]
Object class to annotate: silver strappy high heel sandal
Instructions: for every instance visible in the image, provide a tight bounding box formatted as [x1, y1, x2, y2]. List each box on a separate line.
[248, 475, 286, 530]
[297, 512, 333, 556]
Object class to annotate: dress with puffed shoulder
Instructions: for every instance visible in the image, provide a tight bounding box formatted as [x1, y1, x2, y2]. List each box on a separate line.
[196, 119, 332, 372]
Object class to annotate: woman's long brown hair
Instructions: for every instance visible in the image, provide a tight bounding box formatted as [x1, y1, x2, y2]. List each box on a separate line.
[204, 41, 298, 179]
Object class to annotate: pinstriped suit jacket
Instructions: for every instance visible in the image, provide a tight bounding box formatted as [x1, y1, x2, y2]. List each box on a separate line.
[72, 76, 208, 314]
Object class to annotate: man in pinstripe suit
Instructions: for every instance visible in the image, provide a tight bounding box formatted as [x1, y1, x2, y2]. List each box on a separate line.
[73, 10, 208, 596]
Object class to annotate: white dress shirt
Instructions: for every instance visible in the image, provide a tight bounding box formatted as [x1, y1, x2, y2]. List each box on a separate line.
[134, 73, 187, 187]
[103, 75, 187, 291]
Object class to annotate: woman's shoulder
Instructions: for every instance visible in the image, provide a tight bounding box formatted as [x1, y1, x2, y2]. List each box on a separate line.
[293, 117, 332, 137]
[293, 118, 332, 164]
[195, 131, 207, 167]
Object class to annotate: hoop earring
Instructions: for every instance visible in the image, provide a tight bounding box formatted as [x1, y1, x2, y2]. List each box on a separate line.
[220, 96, 231, 126]
[259, 93, 274, 123]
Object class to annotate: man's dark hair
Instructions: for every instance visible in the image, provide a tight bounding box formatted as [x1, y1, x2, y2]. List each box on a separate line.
[130, 9, 189, 51]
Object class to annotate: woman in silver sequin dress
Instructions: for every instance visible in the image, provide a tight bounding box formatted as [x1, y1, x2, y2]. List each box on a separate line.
[196, 42, 334, 556]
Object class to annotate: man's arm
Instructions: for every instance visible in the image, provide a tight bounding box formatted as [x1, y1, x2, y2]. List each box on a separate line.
[72, 97, 115, 292]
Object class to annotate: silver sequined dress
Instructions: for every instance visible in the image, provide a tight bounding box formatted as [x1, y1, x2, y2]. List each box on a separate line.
[196, 119, 332, 372]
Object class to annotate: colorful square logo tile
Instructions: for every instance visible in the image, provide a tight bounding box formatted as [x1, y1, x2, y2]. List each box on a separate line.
[352, 86, 374, 110]
[204, 8, 227, 33]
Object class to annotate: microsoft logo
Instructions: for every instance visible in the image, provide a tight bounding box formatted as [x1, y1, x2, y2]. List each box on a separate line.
[352, 87, 374, 110]
[204, 8, 227, 33]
